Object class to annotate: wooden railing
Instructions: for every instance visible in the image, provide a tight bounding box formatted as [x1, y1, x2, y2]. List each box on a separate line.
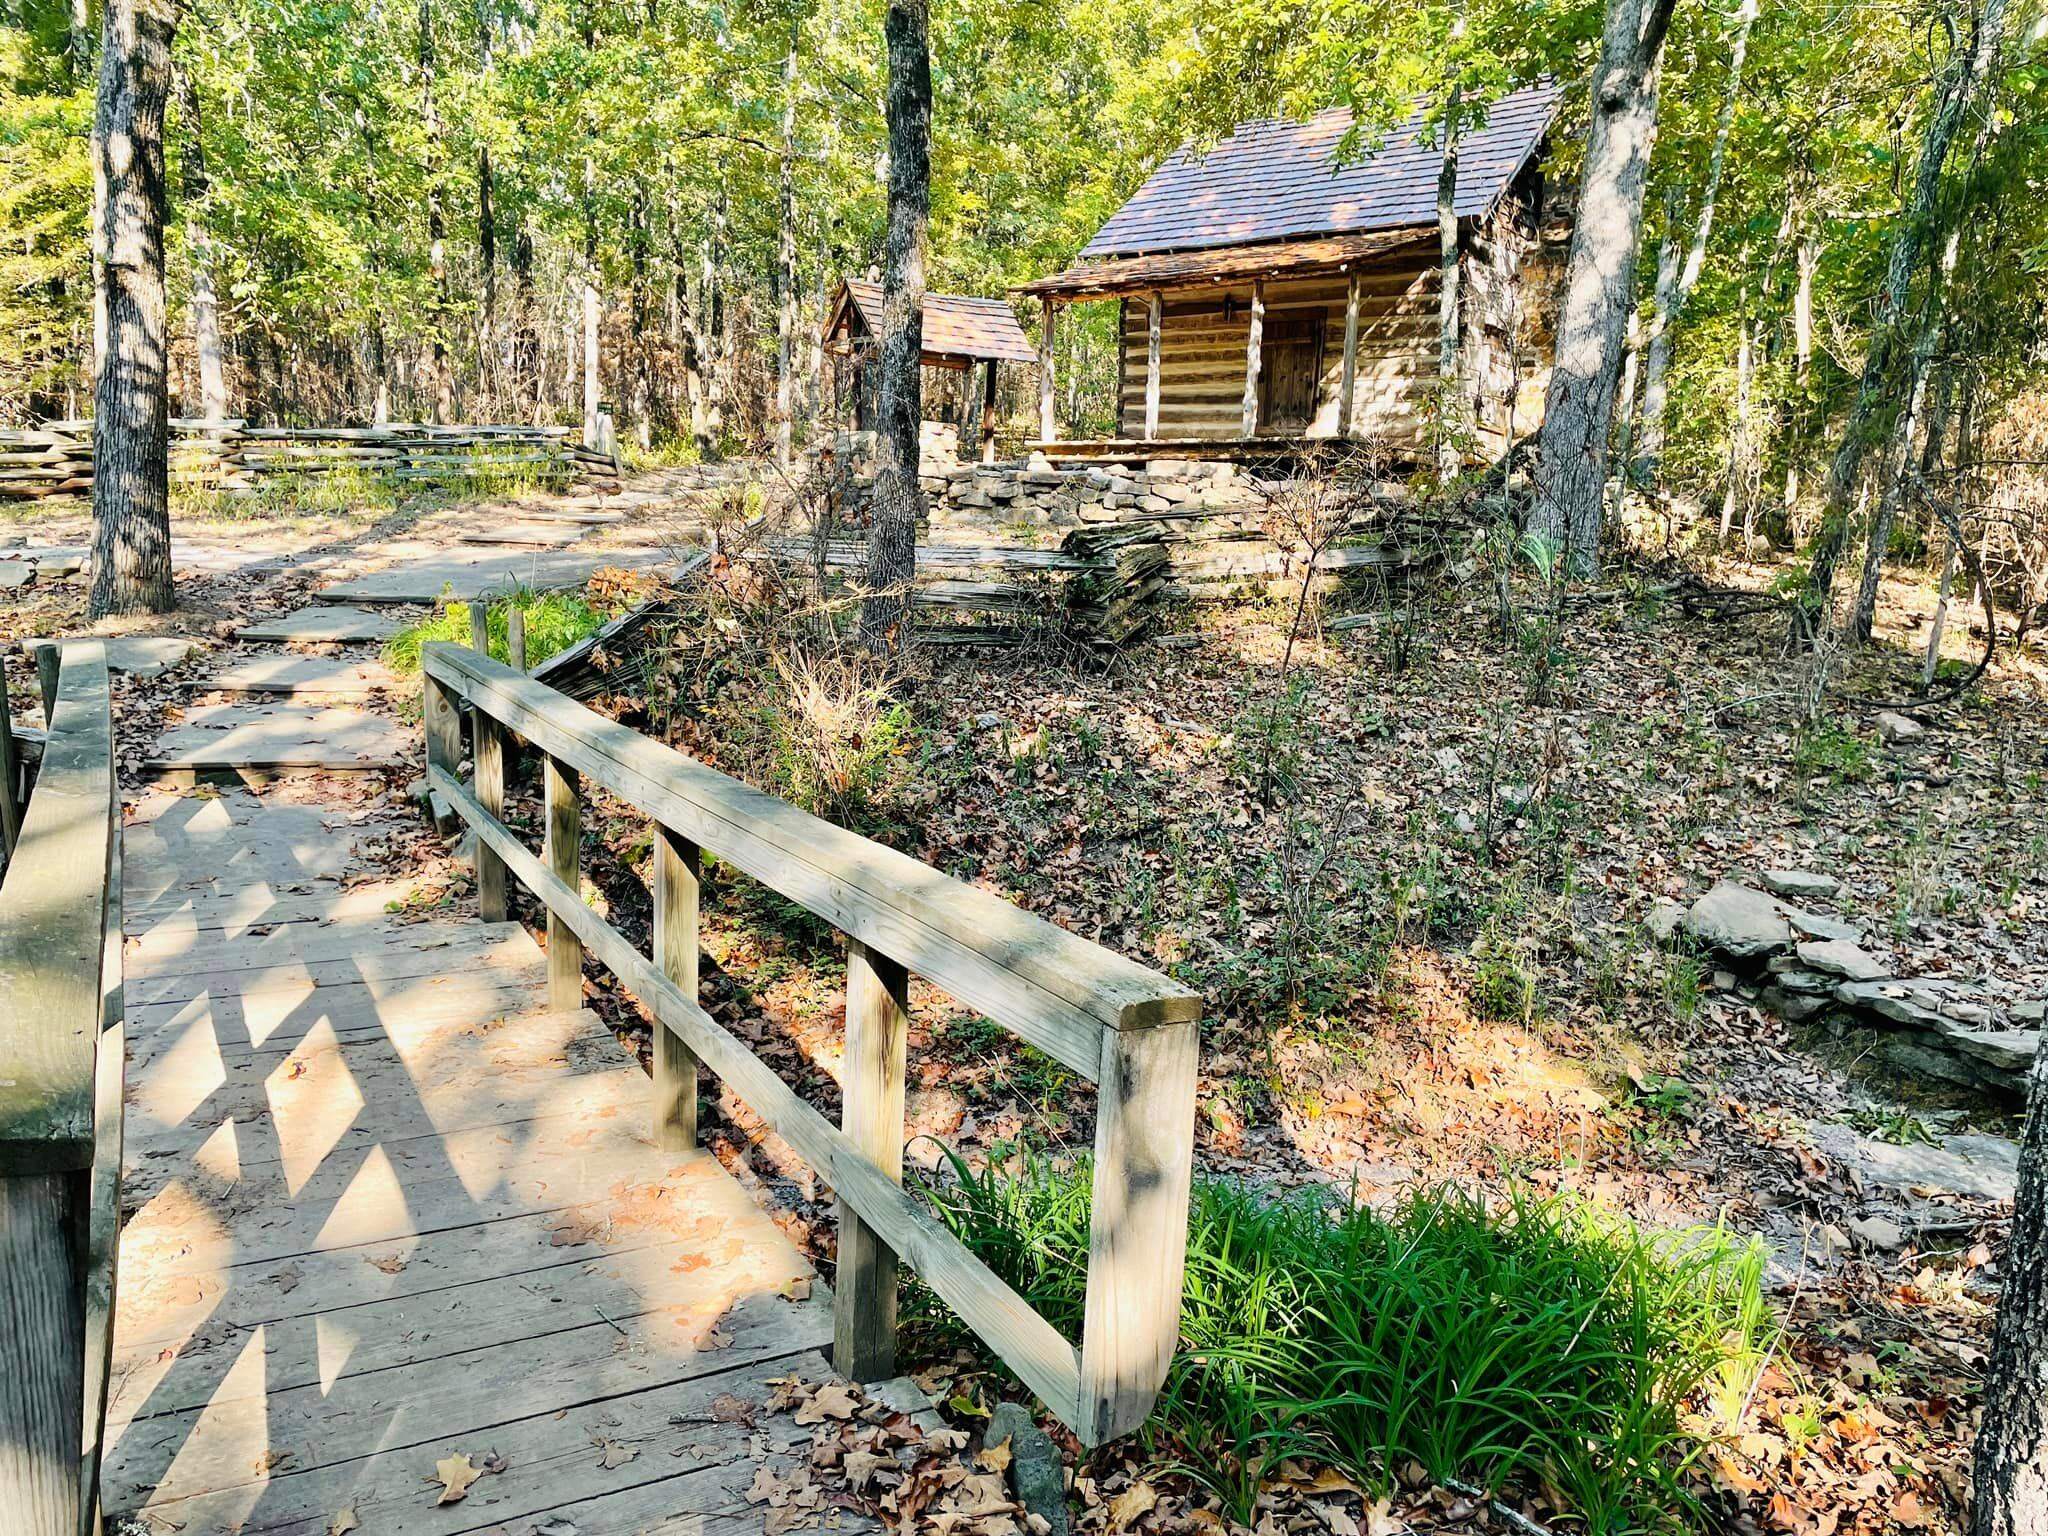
[421, 631, 1202, 1445]
[0, 642, 125, 1533]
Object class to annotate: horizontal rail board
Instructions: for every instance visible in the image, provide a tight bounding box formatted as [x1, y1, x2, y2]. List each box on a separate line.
[427, 766, 1087, 1420]
[0, 643, 116, 1173]
[422, 647, 1197, 1079]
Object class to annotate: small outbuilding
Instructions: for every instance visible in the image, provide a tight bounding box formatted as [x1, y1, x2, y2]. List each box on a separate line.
[821, 279, 1039, 463]
[1014, 82, 1568, 462]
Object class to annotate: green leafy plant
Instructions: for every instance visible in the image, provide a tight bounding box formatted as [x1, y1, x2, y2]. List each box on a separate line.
[906, 1155, 1771, 1535]
[384, 585, 606, 675]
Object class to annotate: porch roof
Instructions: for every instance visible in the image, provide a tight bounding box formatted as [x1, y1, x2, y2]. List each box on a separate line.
[825, 279, 1039, 364]
[1013, 227, 1433, 301]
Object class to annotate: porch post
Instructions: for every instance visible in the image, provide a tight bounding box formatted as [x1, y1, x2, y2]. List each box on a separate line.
[1038, 297, 1057, 442]
[1338, 269, 1362, 439]
[1144, 290, 1162, 441]
[980, 359, 999, 463]
[1240, 278, 1265, 438]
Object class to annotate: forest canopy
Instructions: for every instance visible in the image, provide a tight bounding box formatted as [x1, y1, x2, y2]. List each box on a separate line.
[2, 0, 2045, 586]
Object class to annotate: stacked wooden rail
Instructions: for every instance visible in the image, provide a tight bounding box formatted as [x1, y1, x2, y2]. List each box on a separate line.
[0, 642, 125, 1534]
[422, 619, 1201, 1444]
[0, 421, 621, 501]
[748, 533, 1170, 644]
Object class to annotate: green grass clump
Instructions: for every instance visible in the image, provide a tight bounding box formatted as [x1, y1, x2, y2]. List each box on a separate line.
[383, 587, 606, 675]
[908, 1155, 1770, 1533]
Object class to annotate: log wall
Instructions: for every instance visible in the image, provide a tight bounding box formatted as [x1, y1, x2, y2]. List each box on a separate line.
[0, 421, 621, 502]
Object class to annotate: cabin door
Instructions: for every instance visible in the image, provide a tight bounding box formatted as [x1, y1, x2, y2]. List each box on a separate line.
[1257, 316, 1323, 435]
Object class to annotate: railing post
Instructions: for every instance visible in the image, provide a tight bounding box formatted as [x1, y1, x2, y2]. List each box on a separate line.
[1077, 1019, 1200, 1444]
[507, 606, 528, 672]
[422, 651, 463, 837]
[652, 825, 700, 1150]
[544, 754, 584, 1012]
[833, 939, 909, 1382]
[0, 1170, 86, 1534]
[471, 605, 510, 922]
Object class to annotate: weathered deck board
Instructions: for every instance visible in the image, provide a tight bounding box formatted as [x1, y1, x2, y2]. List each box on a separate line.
[109, 770, 856, 1535]
[236, 605, 407, 643]
[144, 703, 413, 778]
[315, 547, 677, 605]
[189, 653, 404, 700]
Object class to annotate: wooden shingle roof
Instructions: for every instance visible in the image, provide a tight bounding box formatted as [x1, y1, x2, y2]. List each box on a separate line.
[828, 280, 1039, 364]
[1078, 82, 1562, 261]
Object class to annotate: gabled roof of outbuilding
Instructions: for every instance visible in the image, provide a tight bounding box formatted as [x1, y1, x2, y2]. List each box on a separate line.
[1077, 81, 1562, 261]
[826, 280, 1039, 364]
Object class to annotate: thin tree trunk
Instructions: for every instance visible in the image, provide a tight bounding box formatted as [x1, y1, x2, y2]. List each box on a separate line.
[1781, 229, 1816, 525]
[1529, 0, 1679, 576]
[1434, 85, 1463, 479]
[513, 217, 539, 420]
[1978, 1043, 2048, 1535]
[420, 0, 452, 424]
[701, 186, 726, 453]
[1634, 191, 1680, 481]
[89, 0, 177, 618]
[1719, 287, 1752, 539]
[859, 0, 930, 648]
[1635, 0, 1756, 478]
[174, 67, 227, 421]
[1798, 0, 2010, 625]
[628, 187, 651, 449]
[1607, 306, 1642, 530]
[476, 0, 496, 409]
[774, 34, 799, 467]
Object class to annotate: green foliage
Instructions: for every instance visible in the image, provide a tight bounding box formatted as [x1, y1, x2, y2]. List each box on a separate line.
[911, 1154, 1772, 1533]
[1791, 720, 1874, 782]
[383, 587, 604, 675]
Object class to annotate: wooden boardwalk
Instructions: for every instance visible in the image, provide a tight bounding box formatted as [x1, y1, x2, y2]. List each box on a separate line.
[105, 628, 854, 1534]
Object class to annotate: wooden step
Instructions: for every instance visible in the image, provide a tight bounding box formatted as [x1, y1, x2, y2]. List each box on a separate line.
[237, 605, 406, 643]
[144, 704, 413, 781]
[190, 653, 405, 700]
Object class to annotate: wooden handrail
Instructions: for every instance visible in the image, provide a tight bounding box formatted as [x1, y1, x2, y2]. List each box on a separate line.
[0, 641, 125, 1534]
[422, 637, 1201, 1444]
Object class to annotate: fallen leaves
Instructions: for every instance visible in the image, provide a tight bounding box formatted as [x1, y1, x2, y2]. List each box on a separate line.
[432, 1452, 485, 1505]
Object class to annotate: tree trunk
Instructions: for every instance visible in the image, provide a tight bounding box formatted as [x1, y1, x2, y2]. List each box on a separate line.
[1977, 1043, 2048, 1535]
[1848, 300, 1943, 644]
[1797, 0, 2010, 626]
[1634, 0, 1755, 479]
[420, 0, 452, 424]
[1634, 191, 1680, 481]
[174, 67, 227, 421]
[475, 0, 496, 408]
[1434, 86, 1462, 479]
[628, 187, 651, 449]
[1781, 228, 1816, 524]
[1529, 0, 1679, 576]
[513, 217, 539, 420]
[859, 0, 930, 648]
[774, 34, 799, 467]
[1719, 284, 1753, 540]
[89, 0, 177, 618]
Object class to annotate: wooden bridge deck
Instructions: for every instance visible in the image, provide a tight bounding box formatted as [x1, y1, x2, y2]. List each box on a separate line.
[104, 673, 850, 1533]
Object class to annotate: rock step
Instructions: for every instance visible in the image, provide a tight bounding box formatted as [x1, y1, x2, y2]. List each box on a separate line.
[144, 702, 412, 782]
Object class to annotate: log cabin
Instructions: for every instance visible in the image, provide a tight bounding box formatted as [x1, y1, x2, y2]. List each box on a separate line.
[1014, 82, 1569, 463]
[822, 278, 1040, 463]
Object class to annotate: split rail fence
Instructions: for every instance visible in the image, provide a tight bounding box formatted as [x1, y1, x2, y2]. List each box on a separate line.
[0, 421, 620, 501]
[0, 641, 125, 1535]
[422, 619, 1202, 1444]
